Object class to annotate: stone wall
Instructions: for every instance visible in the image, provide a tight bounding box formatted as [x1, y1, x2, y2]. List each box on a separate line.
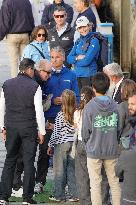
[106, 0, 136, 80]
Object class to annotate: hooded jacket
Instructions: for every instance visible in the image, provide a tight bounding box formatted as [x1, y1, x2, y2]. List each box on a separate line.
[0, 0, 34, 40]
[21, 40, 50, 63]
[41, 0, 73, 30]
[82, 96, 120, 159]
[67, 31, 100, 77]
[43, 66, 80, 119]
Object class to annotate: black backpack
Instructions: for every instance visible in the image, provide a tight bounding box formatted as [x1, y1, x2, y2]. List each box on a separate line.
[81, 32, 109, 72]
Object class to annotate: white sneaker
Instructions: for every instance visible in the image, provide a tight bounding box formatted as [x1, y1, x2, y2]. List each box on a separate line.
[0, 200, 9, 205]
[68, 198, 79, 202]
[11, 187, 23, 197]
[49, 195, 61, 202]
[34, 183, 43, 194]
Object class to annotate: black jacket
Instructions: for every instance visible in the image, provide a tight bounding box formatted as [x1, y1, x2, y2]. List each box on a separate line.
[3, 73, 39, 129]
[41, 0, 73, 30]
[48, 24, 74, 67]
[0, 0, 35, 40]
[115, 146, 136, 204]
[115, 117, 136, 204]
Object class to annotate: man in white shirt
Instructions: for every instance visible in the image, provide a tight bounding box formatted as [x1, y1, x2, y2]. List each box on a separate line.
[0, 58, 45, 205]
[103, 62, 124, 103]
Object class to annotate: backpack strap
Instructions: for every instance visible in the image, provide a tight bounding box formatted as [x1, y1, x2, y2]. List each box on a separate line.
[30, 44, 45, 59]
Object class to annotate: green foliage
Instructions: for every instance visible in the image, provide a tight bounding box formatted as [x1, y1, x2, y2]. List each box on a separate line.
[9, 179, 54, 203]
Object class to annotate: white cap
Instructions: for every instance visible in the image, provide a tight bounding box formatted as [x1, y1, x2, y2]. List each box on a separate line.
[76, 16, 90, 30]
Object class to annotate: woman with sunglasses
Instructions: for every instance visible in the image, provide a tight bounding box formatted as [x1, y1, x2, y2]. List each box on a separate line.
[22, 25, 50, 63]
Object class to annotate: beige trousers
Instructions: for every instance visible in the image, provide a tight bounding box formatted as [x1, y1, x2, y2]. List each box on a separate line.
[87, 158, 121, 205]
[6, 33, 29, 77]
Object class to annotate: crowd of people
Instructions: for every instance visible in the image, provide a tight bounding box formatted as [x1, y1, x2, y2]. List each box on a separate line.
[0, 0, 136, 205]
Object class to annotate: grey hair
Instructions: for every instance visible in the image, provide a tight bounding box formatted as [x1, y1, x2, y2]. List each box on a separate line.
[103, 63, 123, 77]
[50, 46, 65, 57]
[54, 5, 66, 13]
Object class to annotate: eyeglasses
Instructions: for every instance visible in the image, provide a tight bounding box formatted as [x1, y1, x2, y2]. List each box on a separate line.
[37, 33, 46, 37]
[41, 70, 51, 74]
[54, 14, 65, 18]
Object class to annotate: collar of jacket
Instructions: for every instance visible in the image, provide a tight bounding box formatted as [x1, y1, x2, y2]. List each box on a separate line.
[52, 66, 67, 75]
[33, 40, 46, 46]
[80, 31, 96, 41]
[128, 116, 136, 128]
[52, 24, 72, 33]
[18, 72, 33, 79]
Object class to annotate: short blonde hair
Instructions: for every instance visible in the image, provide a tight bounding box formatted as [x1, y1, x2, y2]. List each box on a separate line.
[36, 60, 52, 72]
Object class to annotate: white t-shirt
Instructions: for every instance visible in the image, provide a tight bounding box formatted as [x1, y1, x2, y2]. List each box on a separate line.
[74, 109, 83, 141]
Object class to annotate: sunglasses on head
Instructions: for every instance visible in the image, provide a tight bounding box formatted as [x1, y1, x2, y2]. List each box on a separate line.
[54, 14, 65, 18]
[37, 33, 46, 37]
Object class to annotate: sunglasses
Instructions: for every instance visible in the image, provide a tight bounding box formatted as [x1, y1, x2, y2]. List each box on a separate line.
[54, 14, 65, 18]
[41, 70, 51, 74]
[37, 33, 46, 37]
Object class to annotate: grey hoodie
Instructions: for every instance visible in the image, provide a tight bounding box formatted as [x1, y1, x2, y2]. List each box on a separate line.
[82, 96, 120, 159]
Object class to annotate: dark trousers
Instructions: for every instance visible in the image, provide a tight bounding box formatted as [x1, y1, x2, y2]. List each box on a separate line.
[36, 118, 55, 185]
[13, 146, 24, 190]
[75, 140, 91, 205]
[0, 127, 38, 200]
[77, 77, 92, 91]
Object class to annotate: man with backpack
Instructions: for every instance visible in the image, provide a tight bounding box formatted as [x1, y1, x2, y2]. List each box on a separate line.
[67, 16, 100, 90]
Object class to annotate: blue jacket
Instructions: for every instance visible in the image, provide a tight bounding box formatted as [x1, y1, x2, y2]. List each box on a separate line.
[21, 40, 50, 63]
[41, 0, 73, 30]
[43, 66, 80, 119]
[67, 32, 100, 78]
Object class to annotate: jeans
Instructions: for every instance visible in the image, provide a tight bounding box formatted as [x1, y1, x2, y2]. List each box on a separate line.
[87, 158, 121, 205]
[53, 142, 78, 200]
[6, 33, 29, 77]
[0, 127, 38, 200]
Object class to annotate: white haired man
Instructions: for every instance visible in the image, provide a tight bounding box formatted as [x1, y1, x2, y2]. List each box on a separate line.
[103, 63, 124, 104]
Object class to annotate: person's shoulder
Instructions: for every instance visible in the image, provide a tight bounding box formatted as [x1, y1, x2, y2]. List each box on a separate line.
[85, 7, 96, 17]
[3, 77, 15, 86]
[63, 2, 73, 9]
[43, 3, 52, 10]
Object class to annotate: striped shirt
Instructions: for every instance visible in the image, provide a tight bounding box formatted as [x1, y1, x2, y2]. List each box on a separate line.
[48, 111, 75, 147]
